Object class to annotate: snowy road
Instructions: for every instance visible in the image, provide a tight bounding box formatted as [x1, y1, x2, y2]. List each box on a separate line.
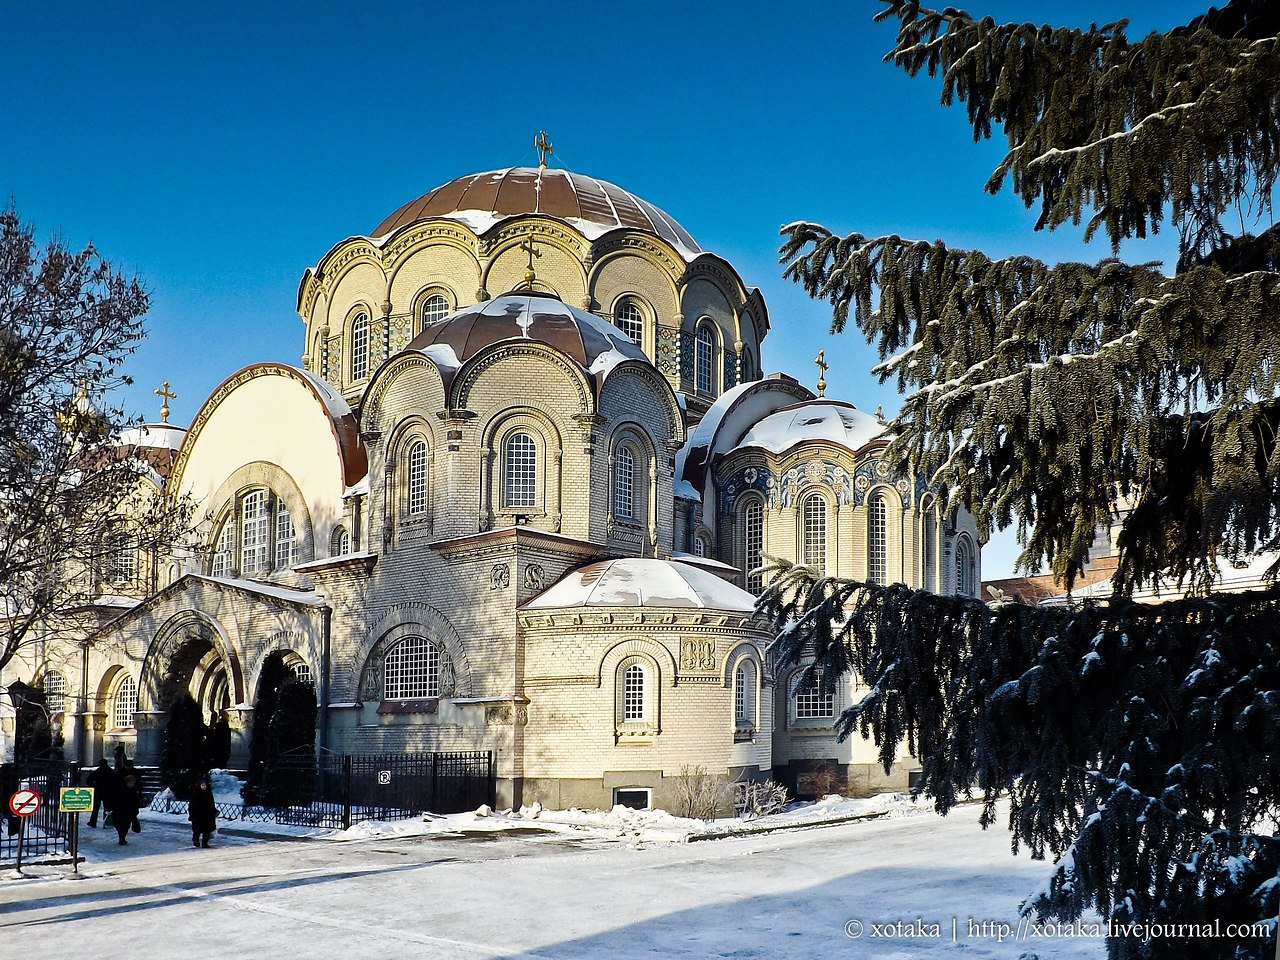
[2, 804, 1102, 959]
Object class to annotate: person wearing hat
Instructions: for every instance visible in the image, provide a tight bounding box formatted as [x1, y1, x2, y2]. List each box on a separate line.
[188, 773, 217, 848]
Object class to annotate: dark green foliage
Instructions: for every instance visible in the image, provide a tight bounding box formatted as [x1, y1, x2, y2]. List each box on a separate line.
[13, 689, 53, 765]
[771, 3, 1280, 957]
[245, 651, 288, 804]
[263, 678, 317, 808]
[160, 694, 208, 800]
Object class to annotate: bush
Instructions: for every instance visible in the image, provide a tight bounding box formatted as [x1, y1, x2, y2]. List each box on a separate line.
[736, 779, 789, 819]
[669, 765, 731, 820]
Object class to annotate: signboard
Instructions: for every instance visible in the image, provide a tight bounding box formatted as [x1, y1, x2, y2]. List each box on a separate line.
[378, 770, 392, 785]
[59, 787, 94, 813]
[8, 789, 41, 818]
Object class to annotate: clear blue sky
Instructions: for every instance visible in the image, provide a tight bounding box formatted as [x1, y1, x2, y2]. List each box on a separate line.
[1, 1, 1210, 576]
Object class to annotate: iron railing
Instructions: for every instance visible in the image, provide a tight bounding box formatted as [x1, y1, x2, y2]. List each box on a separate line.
[0, 760, 74, 867]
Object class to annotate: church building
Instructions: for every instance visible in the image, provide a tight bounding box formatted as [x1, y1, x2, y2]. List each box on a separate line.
[13, 154, 982, 810]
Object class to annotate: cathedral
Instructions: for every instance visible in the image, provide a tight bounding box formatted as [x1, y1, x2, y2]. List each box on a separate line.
[12, 155, 982, 811]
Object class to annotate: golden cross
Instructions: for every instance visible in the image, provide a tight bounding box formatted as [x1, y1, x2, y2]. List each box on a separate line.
[814, 350, 829, 398]
[535, 130, 553, 169]
[520, 237, 542, 288]
[154, 380, 177, 423]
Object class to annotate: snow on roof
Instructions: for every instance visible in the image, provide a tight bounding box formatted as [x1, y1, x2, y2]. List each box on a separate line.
[419, 343, 462, 374]
[672, 443, 700, 501]
[197, 575, 326, 607]
[293, 366, 354, 421]
[1049, 551, 1280, 604]
[523, 558, 758, 613]
[292, 550, 377, 573]
[736, 400, 884, 456]
[669, 551, 740, 574]
[118, 423, 186, 450]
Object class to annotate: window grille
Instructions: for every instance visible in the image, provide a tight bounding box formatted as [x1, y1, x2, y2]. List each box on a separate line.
[923, 509, 937, 592]
[351, 312, 369, 381]
[113, 675, 137, 729]
[290, 660, 313, 684]
[734, 664, 748, 722]
[696, 325, 714, 393]
[615, 300, 644, 343]
[802, 494, 826, 573]
[868, 496, 887, 584]
[383, 636, 440, 700]
[504, 432, 537, 508]
[275, 500, 295, 569]
[615, 445, 635, 519]
[111, 533, 135, 583]
[43, 671, 67, 713]
[956, 538, 974, 596]
[622, 663, 645, 721]
[408, 439, 428, 515]
[693, 537, 706, 557]
[211, 523, 231, 577]
[744, 499, 763, 592]
[241, 490, 270, 574]
[332, 526, 350, 556]
[421, 294, 449, 328]
[794, 668, 834, 719]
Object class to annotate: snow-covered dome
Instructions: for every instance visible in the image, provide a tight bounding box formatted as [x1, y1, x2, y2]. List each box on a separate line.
[405, 291, 648, 385]
[373, 167, 702, 260]
[118, 422, 187, 482]
[523, 558, 758, 613]
[735, 399, 884, 456]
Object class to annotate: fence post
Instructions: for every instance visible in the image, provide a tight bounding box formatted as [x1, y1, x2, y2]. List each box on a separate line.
[342, 755, 352, 831]
[431, 754, 439, 814]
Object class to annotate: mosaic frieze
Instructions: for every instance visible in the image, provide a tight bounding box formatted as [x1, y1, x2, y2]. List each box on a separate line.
[720, 465, 776, 514]
[777, 460, 853, 508]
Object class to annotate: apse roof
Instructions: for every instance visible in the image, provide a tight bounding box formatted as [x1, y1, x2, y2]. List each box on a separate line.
[735, 399, 885, 456]
[373, 167, 702, 260]
[523, 558, 758, 613]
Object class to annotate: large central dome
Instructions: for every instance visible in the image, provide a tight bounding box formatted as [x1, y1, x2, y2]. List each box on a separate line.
[373, 167, 702, 257]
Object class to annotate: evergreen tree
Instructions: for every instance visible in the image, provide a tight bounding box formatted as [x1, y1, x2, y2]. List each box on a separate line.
[160, 693, 208, 800]
[262, 678, 317, 808]
[245, 651, 288, 804]
[766, 3, 1280, 958]
[12, 688, 52, 765]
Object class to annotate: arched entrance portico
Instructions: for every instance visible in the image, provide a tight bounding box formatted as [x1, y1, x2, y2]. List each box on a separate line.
[135, 611, 247, 767]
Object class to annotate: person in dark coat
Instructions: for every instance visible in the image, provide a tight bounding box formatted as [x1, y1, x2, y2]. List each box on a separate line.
[110, 757, 142, 845]
[86, 759, 117, 828]
[188, 773, 217, 848]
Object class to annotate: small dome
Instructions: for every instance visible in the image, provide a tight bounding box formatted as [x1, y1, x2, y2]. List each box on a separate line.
[373, 167, 702, 259]
[736, 399, 885, 456]
[406, 292, 647, 381]
[118, 422, 187, 481]
[523, 558, 757, 613]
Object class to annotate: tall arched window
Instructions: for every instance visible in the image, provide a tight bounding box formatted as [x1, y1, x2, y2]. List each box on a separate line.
[622, 663, 646, 721]
[955, 537, 975, 596]
[113, 675, 137, 729]
[614, 444, 635, 519]
[407, 439, 428, 516]
[383, 636, 441, 700]
[695, 324, 715, 394]
[740, 348, 755, 382]
[211, 522, 231, 577]
[43, 671, 67, 714]
[332, 525, 350, 556]
[802, 494, 827, 574]
[350, 312, 370, 381]
[111, 532, 135, 583]
[275, 500, 295, 569]
[734, 659, 757, 729]
[743, 499, 764, 592]
[693, 536, 707, 558]
[241, 489, 270, 574]
[420, 294, 450, 329]
[615, 300, 644, 344]
[504, 432, 537, 508]
[868, 495, 888, 584]
[922, 504, 938, 592]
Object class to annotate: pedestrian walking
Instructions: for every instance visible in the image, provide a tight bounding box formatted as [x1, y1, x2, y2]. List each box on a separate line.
[188, 773, 217, 848]
[86, 759, 117, 828]
[110, 756, 142, 845]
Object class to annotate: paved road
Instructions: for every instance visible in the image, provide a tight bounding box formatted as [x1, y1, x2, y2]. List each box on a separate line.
[1, 806, 1099, 960]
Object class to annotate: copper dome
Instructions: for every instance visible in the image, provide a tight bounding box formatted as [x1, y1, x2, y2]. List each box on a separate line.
[373, 167, 702, 258]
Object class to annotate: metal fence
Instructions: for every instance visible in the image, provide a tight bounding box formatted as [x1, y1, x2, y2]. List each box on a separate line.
[0, 760, 74, 867]
[149, 751, 494, 830]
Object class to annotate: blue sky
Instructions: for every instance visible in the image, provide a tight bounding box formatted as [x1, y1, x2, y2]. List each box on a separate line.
[2, 1, 1211, 576]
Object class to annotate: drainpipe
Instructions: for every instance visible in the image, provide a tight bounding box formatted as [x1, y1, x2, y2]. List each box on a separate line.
[319, 604, 332, 754]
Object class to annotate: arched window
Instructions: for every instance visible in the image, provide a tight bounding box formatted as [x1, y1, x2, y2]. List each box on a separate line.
[622, 663, 646, 721]
[241, 489, 270, 574]
[922, 504, 938, 592]
[955, 537, 975, 596]
[504, 432, 537, 508]
[211, 522, 232, 578]
[110, 532, 135, 584]
[695, 324, 715, 394]
[740, 348, 755, 382]
[43, 671, 67, 714]
[614, 444, 636, 519]
[113, 675, 137, 729]
[290, 661, 313, 684]
[420, 294, 450, 329]
[794, 668, 834, 719]
[868, 495, 888, 584]
[734, 659, 757, 729]
[350, 312, 370, 381]
[407, 439, 428, 516]
[743, 499, 764, 592]
[802, 494, 827, 574]
[384, 636, 440, 700]
[275, 499, 296, 569]
[693, 536, 707, 558]
[332, 525, 350, 556]
[615, 300, 644, 344]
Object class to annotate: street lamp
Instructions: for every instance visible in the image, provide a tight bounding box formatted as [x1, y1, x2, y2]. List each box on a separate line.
[6, 679, 35, 712]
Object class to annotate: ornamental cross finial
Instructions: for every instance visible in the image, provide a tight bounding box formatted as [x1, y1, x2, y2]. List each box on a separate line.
[814, 350, 829, 398]
[520, 237, 542, 288]
[154, 381, 177, 423]
[535, 130, 553, 169]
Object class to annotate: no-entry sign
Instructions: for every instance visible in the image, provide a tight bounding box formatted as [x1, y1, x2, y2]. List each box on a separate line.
[8, 789, 41, 818]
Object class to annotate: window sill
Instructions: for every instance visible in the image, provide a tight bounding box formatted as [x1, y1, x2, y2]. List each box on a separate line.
[376, 698, 439, 715]
[614, 721, 659, 742]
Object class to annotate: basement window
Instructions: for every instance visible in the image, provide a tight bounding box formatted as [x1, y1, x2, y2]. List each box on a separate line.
[613, 788, 651, 810]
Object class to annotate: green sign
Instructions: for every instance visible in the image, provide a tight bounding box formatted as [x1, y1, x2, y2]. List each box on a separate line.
[59, 787, 94, 813]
